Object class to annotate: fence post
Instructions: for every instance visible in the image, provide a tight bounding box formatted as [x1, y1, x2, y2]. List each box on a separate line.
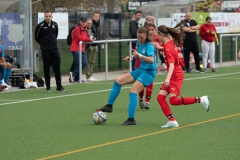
[235, 36, 238, 65]
[220, 34, 222, 67]
[118, 12, 122, 70]
[105, 41, 108, 80]
[129, 41, 132, 71]
[79, 41, 83, 83]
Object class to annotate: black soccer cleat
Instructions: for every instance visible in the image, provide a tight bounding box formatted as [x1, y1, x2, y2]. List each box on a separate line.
[96, 104, 113, 113]
[121, 119, 136, 125]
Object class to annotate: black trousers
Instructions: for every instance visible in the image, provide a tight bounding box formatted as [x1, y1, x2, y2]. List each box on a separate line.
[42, 48, 62, 89]
[183, 42, 201, 70]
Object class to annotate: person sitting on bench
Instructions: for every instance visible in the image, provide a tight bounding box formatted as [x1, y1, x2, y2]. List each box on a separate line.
[0, 36, 12, 90]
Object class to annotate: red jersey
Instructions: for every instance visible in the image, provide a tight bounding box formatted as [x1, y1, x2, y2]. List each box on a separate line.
[70, 25, 92, 52]
[199, 23, 217, 42]
[163, 40, 184, 80]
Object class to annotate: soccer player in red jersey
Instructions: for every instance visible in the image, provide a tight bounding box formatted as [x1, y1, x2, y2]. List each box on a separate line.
[152, 25, 210, 128]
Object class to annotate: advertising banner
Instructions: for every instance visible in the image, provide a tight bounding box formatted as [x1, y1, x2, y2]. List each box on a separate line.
[0, 12, 24, 50]
[196, 12, 240, 33]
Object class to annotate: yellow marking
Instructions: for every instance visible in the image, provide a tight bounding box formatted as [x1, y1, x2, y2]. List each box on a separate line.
[37, 113, 240, 160]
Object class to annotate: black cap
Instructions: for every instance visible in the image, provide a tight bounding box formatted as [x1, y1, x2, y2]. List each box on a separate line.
[80, 17, 87, 22]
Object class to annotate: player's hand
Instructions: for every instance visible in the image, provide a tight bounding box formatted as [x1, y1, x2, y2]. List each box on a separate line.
[164, 79, 170, 87]
[131, 49, 139, 57]
[123, 56, 130, 61]
[152, 42, 162, 50]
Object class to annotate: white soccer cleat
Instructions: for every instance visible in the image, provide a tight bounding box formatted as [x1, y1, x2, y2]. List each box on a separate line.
[87, 77, 98, 82]
[161, 120, 179, 128]
[2, 83, 11, 88]
[200, 95, 210, 112]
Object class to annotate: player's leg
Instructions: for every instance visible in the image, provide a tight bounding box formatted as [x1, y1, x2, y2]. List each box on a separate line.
[168, 82, 210, 111]
[135, 58, 144, 109]
[96, 71, 136, 113]
[157, 88, 179, 128]
[122, 71, 156, 125]
[122, 80, 145, 125]
[3, 62, 12, 87]
[144, 82, 153, 109]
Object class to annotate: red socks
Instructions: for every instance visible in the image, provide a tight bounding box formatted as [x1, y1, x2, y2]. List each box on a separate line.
[169, 96, 200, 106]
[157, 95, 201, 121]
[139, 90, 144, 99]
[157, 94, 174, 120]
[145, 83, 153, 103]
[139, 83, 153, 102]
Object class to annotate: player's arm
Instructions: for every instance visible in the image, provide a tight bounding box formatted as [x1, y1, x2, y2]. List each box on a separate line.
[139, 55, 154, 64]
[131, 49, 154, 64]
[164, 63, 174, 87]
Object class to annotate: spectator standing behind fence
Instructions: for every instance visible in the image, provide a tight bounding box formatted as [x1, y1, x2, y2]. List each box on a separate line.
[69, 17, 93, 83]
[35, 11, 67, 93]
[181, 12, 205, 73]
[129, 11, 141, 71]
[85, 11, 100, 82]
[199, 16, 217, 72]
[0, 36, 11, 91]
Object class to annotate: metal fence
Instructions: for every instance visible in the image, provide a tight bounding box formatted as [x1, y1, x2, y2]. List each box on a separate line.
[219, 34, 240, 67]
[78, 39, 137, 83]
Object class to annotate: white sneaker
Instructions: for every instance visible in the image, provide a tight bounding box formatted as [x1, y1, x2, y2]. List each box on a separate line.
[161, 120, 179, 128]
[87, 77, 98, 82]
[2, 83, 11, 88]
[3, 87, 9, 91]
[200, 95, 210, 112]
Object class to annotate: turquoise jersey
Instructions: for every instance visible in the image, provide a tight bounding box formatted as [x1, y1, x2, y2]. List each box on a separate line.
[137, 41, 156, 70]
[0, 45, 4, 57]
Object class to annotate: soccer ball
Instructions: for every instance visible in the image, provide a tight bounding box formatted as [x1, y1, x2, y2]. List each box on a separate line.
[93, 111, 107, 125]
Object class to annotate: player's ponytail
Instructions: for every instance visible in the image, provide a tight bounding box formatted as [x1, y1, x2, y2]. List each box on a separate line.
[157, 25, 185, 45]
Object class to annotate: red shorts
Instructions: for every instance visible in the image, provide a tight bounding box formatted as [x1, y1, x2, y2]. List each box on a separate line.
[160, 79, 183, 96]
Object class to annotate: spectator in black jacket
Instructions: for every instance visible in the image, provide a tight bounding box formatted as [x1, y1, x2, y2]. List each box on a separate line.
[129, 11, 141, 70]
[35, 11, 67, 93]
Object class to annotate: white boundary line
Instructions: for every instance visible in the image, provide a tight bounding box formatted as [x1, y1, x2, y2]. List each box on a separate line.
[0, 72, 239, 106]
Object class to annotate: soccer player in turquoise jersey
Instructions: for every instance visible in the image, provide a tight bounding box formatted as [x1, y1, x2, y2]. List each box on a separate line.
[96, 26, 157, 125]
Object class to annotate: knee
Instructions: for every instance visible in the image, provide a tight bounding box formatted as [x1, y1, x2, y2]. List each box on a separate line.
[169, 97, 178, 106]
[7, 63, 12, 69]
[115, 77, 121, 85]
[157, 94, 166, 106]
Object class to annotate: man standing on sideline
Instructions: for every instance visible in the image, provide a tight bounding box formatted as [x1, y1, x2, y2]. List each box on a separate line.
[181, 12, 204, 73]
[35, 11, 67, 93]
[85, 11, 100, 82]
[129, 11, 141, 71]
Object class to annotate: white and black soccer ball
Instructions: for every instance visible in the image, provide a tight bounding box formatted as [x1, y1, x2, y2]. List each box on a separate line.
[93, 111, 107, 125]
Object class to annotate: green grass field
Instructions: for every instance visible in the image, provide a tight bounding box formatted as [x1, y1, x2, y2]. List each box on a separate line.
[1, 66, 240, 160]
